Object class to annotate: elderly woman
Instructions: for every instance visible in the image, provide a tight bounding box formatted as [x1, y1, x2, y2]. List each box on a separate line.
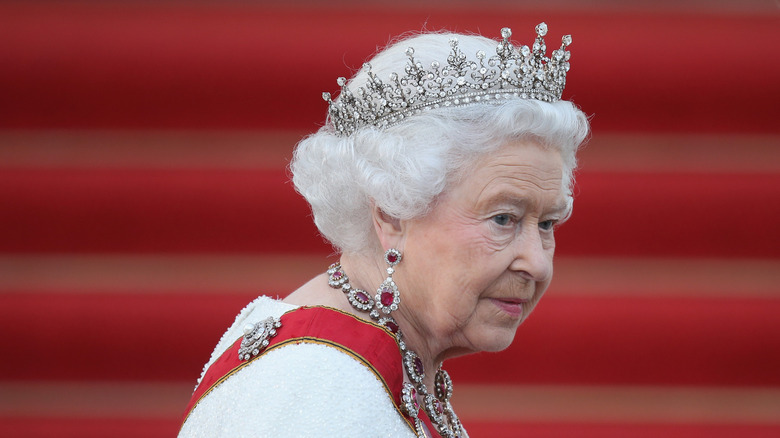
[180, 23, 588, 438]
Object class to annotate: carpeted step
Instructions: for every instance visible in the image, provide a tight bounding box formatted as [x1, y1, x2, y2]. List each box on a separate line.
[2, 255, 778, 297]
[2, 381, 778, 438]
[2, 167, 778, 257]
[1, 290, 777, 386]
[462, 422, 780, 438]
[3, 417, 778, 438]
[1, 2, 777, 437]
[3, 389, 779, 438]
[0, 3, 778, 133]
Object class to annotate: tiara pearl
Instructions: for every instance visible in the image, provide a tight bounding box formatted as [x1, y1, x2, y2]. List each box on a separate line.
[323, 23, 572, 137]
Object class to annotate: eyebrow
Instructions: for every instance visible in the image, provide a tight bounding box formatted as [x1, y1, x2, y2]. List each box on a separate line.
[482, 191, 568, 215]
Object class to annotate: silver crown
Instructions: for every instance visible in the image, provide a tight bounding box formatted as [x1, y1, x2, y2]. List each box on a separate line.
[323, 23, 572, 137]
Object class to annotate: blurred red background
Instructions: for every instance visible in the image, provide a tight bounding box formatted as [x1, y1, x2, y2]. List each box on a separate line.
[1, 1, 778, 437]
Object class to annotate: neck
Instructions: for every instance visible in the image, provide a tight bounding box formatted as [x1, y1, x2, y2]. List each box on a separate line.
[339, 252, 452, 390]
[338, 252, 385, 300]
[331, 253, 465, 435]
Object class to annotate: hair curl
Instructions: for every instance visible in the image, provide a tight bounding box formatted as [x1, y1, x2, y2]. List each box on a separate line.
[291, 32, 589, 254]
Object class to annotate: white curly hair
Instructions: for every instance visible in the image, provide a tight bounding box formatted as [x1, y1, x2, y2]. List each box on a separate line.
[291, 31, 589, 254]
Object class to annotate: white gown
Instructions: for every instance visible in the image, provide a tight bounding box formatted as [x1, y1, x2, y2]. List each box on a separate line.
[178, 296, 418, 438]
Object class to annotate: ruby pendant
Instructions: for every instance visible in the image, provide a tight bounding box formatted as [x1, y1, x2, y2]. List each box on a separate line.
[375, 278, 399, 314]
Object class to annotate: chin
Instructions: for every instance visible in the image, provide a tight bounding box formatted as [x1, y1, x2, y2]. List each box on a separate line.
[475, 328, 518, 353]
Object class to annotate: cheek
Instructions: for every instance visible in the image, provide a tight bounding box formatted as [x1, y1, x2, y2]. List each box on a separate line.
[469, 220, 519, 255]
[426, 218, 492, 261]
[484, 226, 516, 251]
[455, 232, 512, 289]
[542, 230, 556, 252]
[454, 225, 520, 278]
[408, 217, 510, 302]
[430, 231, 500, 307]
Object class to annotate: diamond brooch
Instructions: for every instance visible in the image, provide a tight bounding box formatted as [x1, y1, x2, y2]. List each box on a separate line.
[238, 316, 282, 361]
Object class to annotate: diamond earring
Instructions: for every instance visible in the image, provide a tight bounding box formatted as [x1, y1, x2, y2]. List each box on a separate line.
[374, 248, 402, 315]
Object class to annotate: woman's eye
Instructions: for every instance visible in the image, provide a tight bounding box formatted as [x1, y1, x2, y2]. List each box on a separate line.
[492, 214, 511, 226]
[539, 220, 556, 231]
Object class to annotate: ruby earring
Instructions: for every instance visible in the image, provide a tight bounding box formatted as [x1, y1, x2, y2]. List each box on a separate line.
[374, 248, 402, 315]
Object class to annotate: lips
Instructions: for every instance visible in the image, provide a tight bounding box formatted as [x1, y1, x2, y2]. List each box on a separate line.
[492, 298, 526, 318]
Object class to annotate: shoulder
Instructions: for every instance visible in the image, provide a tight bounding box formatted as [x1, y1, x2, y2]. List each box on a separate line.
[180, 339, 415, 438]
[195, 296, 296, 386]
[180, 302, 416, 438]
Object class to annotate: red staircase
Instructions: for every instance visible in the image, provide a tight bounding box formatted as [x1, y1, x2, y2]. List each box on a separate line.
[1, 2, 779, 437]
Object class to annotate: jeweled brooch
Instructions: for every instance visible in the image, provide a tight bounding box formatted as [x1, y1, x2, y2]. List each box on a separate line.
[238, 316, 282, 361]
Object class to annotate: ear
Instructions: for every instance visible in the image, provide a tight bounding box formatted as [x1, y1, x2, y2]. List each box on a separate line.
[371, 202, 405, 251]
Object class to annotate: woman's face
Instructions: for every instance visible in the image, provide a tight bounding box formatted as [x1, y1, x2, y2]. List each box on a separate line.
[397, 139, 567, 357]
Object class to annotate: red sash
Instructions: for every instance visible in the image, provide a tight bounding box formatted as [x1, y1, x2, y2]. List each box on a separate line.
[180, 306, 440, 436]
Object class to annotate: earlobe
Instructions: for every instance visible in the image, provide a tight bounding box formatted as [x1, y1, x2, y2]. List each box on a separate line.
[371, 203, 405, 250]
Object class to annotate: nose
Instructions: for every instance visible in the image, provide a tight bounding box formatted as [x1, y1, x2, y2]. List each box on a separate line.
[508, 225, 553, 282]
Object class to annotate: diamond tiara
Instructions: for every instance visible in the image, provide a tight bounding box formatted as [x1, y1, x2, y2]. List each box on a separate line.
[323, 23, 572, 137]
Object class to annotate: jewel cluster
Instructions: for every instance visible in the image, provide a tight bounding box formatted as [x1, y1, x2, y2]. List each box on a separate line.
[327, 261, 463, 438]
[323, 23, 572, 137]
[238, 316, 281, 361]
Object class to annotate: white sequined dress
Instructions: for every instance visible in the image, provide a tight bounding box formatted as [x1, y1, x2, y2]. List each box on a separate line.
[178, 296, 418, 438]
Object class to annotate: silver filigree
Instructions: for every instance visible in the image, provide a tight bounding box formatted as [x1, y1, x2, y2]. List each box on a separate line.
[327, 263, 348, 288]
[424, 394, 446, 431]
[374, 277, 400, 314]
[238, 316, 281, 361]
[434, 368, 453, 402]
[400, 382, 420, 417]
[323, 24, 572, 136]
[404, 350, 425, 384]
[325, 262, 463, 438]
[346, 287, 374, 311]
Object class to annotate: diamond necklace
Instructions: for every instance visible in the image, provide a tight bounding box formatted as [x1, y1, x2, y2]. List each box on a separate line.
[327, 262, 464, 438]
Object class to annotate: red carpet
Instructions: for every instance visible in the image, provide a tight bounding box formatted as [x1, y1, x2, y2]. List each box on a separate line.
[1, 1, 778, 436]
[1, 169, 778, 257]
[0, 292, 778, 385]
[3, 418, 778, 438]
[0, 3, 777, 133]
